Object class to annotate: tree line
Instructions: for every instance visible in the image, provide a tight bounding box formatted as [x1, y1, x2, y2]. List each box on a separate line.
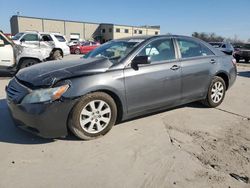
[192, 32, 249, 44]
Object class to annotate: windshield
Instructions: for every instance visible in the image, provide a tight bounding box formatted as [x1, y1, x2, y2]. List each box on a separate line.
[84, 40, 139, 63]
[12, 32, 24, 40]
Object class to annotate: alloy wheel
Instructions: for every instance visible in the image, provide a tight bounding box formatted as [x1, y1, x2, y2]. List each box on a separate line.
[211, 81, 224, 103]
[79, 100, 111, 134]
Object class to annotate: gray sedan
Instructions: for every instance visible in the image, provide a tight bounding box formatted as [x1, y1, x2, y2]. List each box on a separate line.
[6, 35, 237, 140]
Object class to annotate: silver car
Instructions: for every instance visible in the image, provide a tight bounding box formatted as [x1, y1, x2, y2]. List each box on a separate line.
[6, 35, 237, 140]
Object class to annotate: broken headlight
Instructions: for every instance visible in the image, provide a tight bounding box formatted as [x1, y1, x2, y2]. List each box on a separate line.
[21, 85, 69, 104]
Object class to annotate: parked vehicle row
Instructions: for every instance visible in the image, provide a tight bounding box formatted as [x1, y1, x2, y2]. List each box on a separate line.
[209, 42, 234, 55]
[233, 43, 250, 63]
[6, 35, 237, 140]
[209, 41, 250, 63]
[0, 30, 70, 75]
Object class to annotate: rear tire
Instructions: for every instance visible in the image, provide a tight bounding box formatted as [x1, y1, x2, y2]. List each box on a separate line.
[245, 58, 249, 63]
[202, 76, 226, 108]
[19, 59, 39, 70]
[52, 50, 63, 60]
[68, 92, 117, 140]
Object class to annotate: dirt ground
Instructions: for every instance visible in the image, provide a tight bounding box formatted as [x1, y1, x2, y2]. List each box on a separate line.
[0, 61, 249, 188]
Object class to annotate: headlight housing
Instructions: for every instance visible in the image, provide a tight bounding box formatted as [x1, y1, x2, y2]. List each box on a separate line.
[21, 85, 69, 104]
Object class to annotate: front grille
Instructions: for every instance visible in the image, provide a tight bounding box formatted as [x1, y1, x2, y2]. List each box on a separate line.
[6, 78, 30, 104]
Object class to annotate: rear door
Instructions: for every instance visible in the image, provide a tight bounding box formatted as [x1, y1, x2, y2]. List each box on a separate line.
[124, 37, 181, 115]
[175, 37, 216, 101]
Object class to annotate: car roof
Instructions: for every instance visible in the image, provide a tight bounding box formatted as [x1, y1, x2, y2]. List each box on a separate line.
[117, 34, 216, 42]
[21, 31, 64, 36]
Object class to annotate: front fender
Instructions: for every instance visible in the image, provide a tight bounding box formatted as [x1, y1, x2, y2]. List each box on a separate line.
[62, 71, 127, 117]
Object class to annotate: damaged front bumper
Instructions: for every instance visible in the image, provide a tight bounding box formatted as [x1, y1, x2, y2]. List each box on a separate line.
[7, 99, 78, 138]
[6, 77, 78, 138]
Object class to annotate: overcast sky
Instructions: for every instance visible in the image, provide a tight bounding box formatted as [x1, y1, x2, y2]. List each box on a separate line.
[1, 0, 250, 41]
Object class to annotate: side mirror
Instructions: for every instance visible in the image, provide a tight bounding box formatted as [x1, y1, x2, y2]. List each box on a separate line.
[0, 39, 4, 46]
[131, 56, 151, 70]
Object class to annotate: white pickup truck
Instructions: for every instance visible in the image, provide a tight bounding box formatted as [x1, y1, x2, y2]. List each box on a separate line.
[0, 31, 53, 74]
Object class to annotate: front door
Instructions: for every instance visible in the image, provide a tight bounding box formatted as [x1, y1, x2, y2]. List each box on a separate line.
[19, 33, 40, 48]
[0, 34, 14, 67]
[124, 37, 181, 115]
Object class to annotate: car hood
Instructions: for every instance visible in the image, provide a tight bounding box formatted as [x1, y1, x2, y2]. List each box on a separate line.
[16, 57, 113, 88]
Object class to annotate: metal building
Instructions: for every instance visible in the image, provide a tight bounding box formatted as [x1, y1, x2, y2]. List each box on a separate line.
[10, 15, 160, 42]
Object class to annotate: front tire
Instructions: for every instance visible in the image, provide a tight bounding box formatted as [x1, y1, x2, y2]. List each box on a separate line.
[68, 92, 117, 140]
[19, 59, 39, 70]
[202, 76, 226, 108]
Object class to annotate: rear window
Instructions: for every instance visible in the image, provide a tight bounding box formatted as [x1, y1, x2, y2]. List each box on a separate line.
[178, 38, 214, 58]
[54, 35, 66, 42]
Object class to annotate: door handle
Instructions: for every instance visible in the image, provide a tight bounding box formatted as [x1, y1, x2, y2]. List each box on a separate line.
[210, 59, 216, 64]
[170, 65, 180, 71]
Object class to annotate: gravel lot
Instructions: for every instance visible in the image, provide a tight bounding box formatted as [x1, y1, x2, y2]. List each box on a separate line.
[0, 56, 250, 188]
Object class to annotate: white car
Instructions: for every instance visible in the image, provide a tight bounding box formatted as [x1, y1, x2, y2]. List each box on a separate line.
[0, 30, 53, 74]
[12, 32, 70, 60]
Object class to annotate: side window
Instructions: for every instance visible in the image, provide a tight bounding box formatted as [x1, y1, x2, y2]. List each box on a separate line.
[136, 38, 176, 64]
[22, 34, 39, 42]
[177, 38, 213, 58]
[221, 44, 226, 48]
[0, 35, 9, 45]
[201, 43, 214, 56]
[41, 35, 53, 42]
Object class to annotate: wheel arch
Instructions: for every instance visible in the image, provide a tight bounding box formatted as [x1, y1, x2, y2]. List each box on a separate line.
[17, 57, 41, 69]
[94, 89, 124, 123]
[52, 48, 64, 57]
[66, 87, 125, 128]
[215, 71, 229, 90]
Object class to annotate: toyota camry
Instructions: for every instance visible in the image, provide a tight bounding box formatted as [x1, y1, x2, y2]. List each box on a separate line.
[6, 35, 237, 140]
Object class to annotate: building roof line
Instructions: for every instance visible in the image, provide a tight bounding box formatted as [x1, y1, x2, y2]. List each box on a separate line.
[11, 15, 100, 25]
[11, 15, 160, 30]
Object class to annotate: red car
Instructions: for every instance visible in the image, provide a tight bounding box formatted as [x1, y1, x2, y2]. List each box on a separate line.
[70, 41, 100, 54]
